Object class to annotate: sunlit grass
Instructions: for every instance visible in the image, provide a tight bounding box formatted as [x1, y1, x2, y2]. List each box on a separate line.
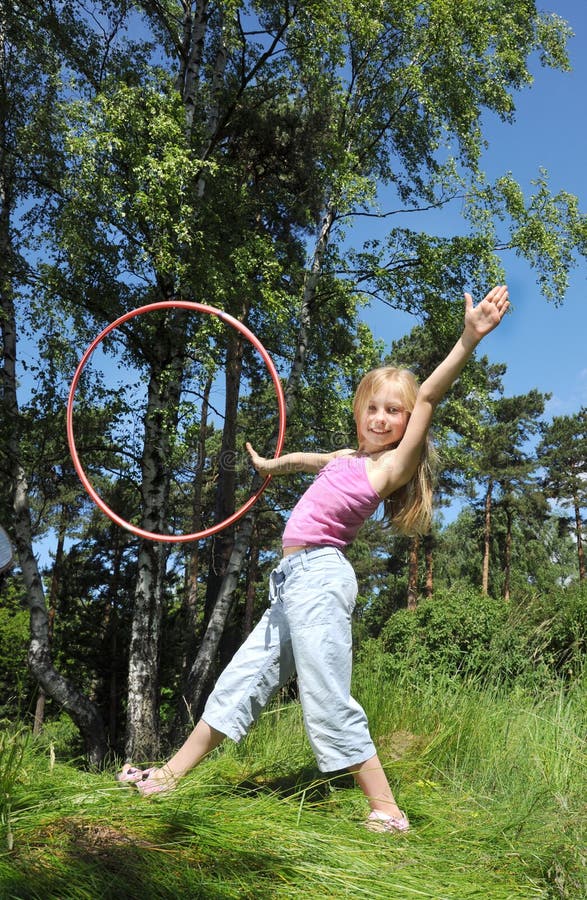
[1, 670, 585, 898]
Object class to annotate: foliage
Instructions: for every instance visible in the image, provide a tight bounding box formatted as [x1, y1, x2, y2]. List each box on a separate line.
[376, 587, 507, 676]
[538, 408, 587, 581]
[373, 583, 587, 687]
[539, 408, 587, 505]
[0, 582, 35, 719]
[467, 170, 587, 303]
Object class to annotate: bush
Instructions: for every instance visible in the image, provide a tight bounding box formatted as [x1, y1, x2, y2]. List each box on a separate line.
[368, 583, 587, 687]
[375, 588, 507, 680]
[502, 581, 587, 683]
[539, 581, 587, 678]
[0, 587, 35, 720]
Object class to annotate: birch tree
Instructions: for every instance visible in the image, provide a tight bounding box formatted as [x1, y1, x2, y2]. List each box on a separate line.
[0, 4, 108, 763]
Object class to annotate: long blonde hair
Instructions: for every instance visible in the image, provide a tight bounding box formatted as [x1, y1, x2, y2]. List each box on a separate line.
[353, 367, 435, 536]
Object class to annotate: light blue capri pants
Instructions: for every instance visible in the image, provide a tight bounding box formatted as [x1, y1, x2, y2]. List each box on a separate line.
[202, 546, 376, 772]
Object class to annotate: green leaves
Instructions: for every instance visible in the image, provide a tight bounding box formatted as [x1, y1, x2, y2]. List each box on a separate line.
[539, 408, 587, 507]
[62, 80, 211, 290]
[468, 171, 587, 303]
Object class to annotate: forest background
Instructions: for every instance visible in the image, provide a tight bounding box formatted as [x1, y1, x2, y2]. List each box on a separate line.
[0, 0, 586, 787]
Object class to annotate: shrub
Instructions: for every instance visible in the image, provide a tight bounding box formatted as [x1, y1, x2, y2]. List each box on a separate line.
[376, 588, 507, 680]
[0, 591, 35, 720]
[369, 583, 587, 688]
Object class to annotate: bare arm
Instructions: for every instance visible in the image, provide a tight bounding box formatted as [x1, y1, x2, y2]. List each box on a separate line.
[246, 442, 353, 476]
[373, 285, 510, 497]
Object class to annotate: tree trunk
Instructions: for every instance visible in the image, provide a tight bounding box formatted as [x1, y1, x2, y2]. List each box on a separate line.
[15, 465, 108, 765]
[243, 523, 260, 639]
[108, 617, 119, 746]
[423, 532, 433, 599]
[203, 328, 244, 622]
[503, 505, 512, 602]
[407, 535, 420, 610]
[180, 374, 213, 675]
[33, 503, 66, 735]
[481, 478, 494, 595]
[126, 540, 167, 760]
[125, 319, 186, 761]
[103, 528, 126, 748]
[573, 493, 585, 581]
[178, 0, 210, 134]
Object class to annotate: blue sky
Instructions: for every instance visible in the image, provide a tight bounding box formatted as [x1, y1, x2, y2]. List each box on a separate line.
[365, 0, 587, 420]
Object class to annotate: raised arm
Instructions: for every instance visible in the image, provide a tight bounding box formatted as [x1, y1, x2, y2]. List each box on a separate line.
[375, 285, 509, 495]
[246, 442, 353, 477]
[413, 285, 509, 406]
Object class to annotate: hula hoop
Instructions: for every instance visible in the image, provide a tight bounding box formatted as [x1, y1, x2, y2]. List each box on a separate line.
[66, 300, 286, 542]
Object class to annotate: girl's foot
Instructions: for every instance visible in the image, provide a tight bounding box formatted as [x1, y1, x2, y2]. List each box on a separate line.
[136, 766, 177, 797]
[115, 764, 149, 785]
[365, 809, 410, 834]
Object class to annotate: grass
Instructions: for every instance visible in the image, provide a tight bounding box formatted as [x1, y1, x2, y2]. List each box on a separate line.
[1, 669, 585, 899]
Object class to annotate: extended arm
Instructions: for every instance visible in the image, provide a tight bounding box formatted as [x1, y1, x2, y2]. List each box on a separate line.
[375, 285, 509, 495]
[246, 442, 353, 476]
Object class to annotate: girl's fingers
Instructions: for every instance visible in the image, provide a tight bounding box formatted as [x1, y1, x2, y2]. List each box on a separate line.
[491, 286, 509, 311]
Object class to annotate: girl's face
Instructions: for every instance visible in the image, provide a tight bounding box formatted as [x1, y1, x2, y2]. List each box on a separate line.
[356, 380, 410, 453]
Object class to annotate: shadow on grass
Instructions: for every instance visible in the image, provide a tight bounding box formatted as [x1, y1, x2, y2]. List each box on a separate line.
[228, 762, 356, 804]
[4, 814, 302, 899]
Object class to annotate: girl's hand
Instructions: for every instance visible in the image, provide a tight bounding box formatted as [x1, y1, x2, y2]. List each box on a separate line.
[246, 441, 273, 476]
[464, 285, 509, 342]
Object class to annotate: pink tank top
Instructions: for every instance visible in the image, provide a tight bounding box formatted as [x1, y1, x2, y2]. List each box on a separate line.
[282, 456, 381, 549]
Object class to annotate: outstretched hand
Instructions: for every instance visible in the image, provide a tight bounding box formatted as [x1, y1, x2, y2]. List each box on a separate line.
[464, 285, 509, 341]
[245, 441, 272, 477]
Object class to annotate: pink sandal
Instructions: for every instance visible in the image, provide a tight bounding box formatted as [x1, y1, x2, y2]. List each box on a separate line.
[366, 810, 410, 834]
[115, 764, 151, 785]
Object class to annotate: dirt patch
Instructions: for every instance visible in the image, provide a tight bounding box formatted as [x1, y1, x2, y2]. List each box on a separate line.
[377, 730, 427, 761]
[63, 819, 153, 857]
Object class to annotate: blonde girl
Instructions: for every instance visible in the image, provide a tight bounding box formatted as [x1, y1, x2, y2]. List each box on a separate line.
[117, 286, 509, 834]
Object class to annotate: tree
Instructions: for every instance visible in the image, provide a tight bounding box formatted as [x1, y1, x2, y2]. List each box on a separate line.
[497, 486, 546, 601]
[473, 390, 547, 596]
[0, 3, 109, 763]
[538, 409, 587, 582]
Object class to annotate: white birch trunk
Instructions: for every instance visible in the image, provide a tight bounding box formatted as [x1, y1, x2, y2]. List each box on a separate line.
[0, 52, 106, 761]
[124, 324, 186, 759]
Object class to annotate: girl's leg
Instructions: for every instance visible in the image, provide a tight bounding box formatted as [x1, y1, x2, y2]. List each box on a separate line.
[121, 568, 294, 796]
[284, 552, 376, 774]
[164, 720, 225, 778]
[282, 551, 408, 829]
[348, 753, 403, 818]
[128, 720, 225, 794]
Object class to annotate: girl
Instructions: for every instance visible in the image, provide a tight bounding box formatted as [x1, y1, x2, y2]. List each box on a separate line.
[117, 285, 509, 833]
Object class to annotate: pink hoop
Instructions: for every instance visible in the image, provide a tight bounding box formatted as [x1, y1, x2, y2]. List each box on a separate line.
[67, 300, 286, 542]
